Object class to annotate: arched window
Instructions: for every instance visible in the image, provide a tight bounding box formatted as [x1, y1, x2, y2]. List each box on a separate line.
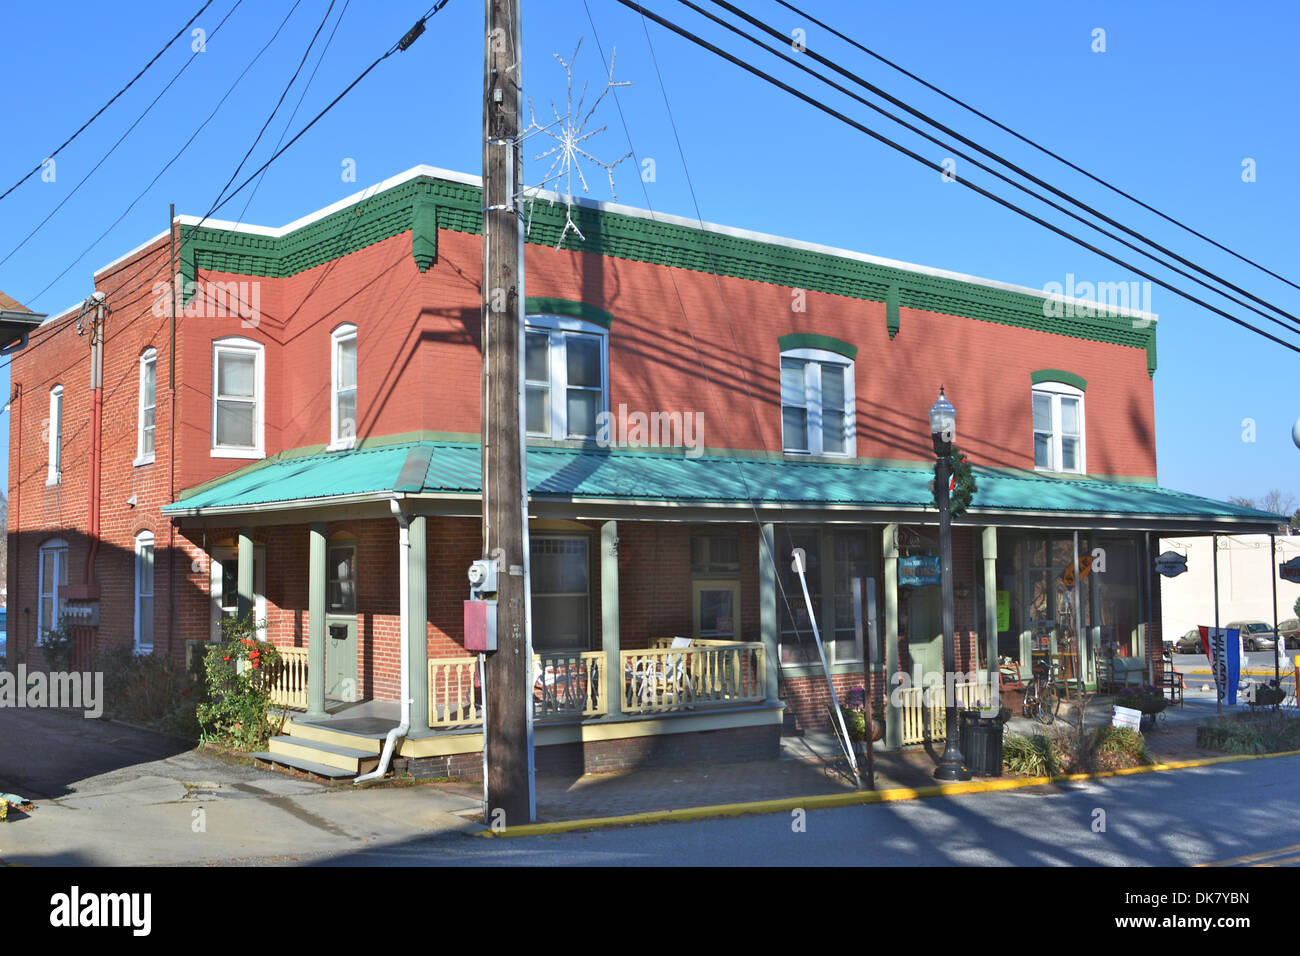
[330, 324, 358, 449]
[135, 531, 155, 654]
[524, 314, 608, 440]
[136, 347, 157, 465]
[780, 348, 854, 457]
[38, 538, 69, 638]
[211, 337, 264, 458]
[1032, 381, 1085, 474]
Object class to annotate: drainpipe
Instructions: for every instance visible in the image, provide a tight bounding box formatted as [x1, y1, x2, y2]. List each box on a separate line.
[355, 498, 412, 783]
[83, 292, 106, 590]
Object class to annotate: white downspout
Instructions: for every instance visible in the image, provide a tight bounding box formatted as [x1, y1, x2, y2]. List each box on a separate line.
[356, 499, 412, 783]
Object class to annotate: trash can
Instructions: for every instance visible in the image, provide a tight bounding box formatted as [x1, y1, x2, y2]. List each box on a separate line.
[958, 709, 1005, 777]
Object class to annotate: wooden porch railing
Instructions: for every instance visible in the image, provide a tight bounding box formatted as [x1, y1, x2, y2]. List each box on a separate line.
[427, 652, 608, 728]
[623, 642, 765, 714]
[898, 677, 994, 746]
[429, 657, 481, 727]
[268, 646, 309, 710]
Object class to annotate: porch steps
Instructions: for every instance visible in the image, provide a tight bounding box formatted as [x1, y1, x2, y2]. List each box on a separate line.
[264, 735, 381, 775]
[283, 719, 385, 754]
[250, 751, 361, 780]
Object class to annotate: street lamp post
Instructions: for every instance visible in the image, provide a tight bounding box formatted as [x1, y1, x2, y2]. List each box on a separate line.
[931, 387, 971, 782]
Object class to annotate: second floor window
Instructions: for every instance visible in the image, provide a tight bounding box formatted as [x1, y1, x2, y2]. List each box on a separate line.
[212, 337, 264, 457]
[525, 316, 607, 440]
[331, 324, 358, 449]
[780, 349, 854, 457]
[1033, 382, 1085, 474]
[47, 385, 63, 484]
[137, 348, 156, 465]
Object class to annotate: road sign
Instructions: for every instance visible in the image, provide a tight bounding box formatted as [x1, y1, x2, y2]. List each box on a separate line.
[1154, 551, 1188, 578]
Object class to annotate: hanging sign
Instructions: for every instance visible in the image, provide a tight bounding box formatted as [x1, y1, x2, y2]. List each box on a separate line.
[899, 556, 941, 587]
[1063, 554, 1094, 588]
[1154, 551, 1188, 578]
[1280, 556, 1300, 583]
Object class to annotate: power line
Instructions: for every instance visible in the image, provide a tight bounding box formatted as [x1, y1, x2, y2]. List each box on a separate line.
[701, 0, 1300, 336]
[614, 0, 1300, 356]
[680, 0, 1300, 340]
[0, 0, 247, 269]
[0, 0, 215, 206]
[773, 0, 1300, 296]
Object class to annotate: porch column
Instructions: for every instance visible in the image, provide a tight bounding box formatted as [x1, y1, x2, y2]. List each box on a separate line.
[601, 521, 622, 717]
[237, 527, 254, 620]
[306, 522, 327, 719]
[883, 523, 901, 751]
[408, 514, 430, 733]
[759, 522, 779, 703]
[982, 527, 998, 700]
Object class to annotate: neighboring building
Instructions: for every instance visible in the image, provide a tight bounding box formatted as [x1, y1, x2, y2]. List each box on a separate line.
[1158, 533, 1300, 642]
[5, 166, 1283, 776]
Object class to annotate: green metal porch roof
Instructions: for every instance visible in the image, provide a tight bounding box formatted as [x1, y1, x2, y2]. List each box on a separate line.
[163, 440, 1284, 529]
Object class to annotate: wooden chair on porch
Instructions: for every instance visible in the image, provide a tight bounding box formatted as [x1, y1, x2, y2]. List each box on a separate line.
[628, 637, 693, 708]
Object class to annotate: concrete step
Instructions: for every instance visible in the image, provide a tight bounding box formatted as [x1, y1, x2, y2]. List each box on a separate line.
[268, 736, 380, 774]
[251, 752, 359, 780]
[286, 719, 385, 754]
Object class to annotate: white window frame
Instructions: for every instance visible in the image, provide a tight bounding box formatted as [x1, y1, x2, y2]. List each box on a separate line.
[135, 348, 157, 466]
[47, 385, 63, 485]
[209, 545, 268, 641]
[524, 315, 609, 441]
[1032, 381, 1086, 475]
[211, 337, 265, 459]
[37, 538, 69, 638]
[329, 324, 358, 450]
[134, 531, 155, 654]
[779, 347, 855, 458]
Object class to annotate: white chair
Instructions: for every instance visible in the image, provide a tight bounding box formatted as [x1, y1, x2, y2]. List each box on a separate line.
[629, 637, 693, 708]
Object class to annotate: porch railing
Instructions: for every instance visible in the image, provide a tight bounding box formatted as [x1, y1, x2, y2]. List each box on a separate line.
[429, 658, 482, 727]
[898, 677, 994, 746]
[268, 646, 309, 710]
[622, 642, 765, 715]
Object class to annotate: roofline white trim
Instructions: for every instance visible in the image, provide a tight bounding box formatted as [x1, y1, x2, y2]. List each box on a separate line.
[90, 163, 1158, 322]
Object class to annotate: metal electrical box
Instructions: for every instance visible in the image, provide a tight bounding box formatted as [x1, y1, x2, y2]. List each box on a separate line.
[464, 599, 498, 652]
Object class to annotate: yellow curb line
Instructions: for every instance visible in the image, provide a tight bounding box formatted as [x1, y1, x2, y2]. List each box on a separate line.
[1184, 669, 1294, 676]
[475, 748, 1300, 838]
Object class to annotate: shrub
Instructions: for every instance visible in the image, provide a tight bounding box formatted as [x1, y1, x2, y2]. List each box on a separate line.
[1198, 712, 1300, 755]
[195, 616, 280, 751]
[37, 623, 74, 672]
[98, 644, 200, 738]
[838, 706, 867, 741]
[1087, 725, 1152, 771]
[1002, 733, 1060, 777]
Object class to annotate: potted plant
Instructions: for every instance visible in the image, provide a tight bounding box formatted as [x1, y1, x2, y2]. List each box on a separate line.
[1116, 684, 1168, 728]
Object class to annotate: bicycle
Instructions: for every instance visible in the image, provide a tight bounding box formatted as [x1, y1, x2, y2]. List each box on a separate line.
[1023, 657, 1063, 725]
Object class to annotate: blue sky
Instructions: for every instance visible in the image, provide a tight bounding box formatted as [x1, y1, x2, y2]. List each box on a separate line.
[0, 0, 1296, 506]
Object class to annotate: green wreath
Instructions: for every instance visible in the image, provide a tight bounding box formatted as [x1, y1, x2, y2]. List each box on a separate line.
[930, 445, 977, 518]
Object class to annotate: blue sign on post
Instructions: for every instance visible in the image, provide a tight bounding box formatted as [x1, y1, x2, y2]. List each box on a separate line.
[900, 556, 941, 587]
[1203, 626, 1241, 707]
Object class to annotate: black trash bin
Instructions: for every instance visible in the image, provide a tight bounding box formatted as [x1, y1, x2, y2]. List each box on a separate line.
[958, 709, 1005, 777]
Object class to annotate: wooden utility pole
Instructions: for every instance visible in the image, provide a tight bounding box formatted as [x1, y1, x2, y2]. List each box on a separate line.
[481, 0, 532, 826]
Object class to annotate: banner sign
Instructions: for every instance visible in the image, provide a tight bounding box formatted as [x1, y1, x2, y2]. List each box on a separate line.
[899, 556, 940, 588]
[1112, 705, 1142, 731]
[1200, 625, 1241, 706]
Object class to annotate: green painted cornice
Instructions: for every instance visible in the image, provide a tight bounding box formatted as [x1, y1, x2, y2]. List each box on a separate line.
[177, 172, 1157, 358]
[412, 199, 438, 272]
[1031, 369, 1088, 392]
[524, 297, 614, 328]
[777, 332, 857, 360]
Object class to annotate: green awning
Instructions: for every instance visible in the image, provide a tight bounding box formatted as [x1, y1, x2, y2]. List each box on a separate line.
[164, 439, 1285, 531]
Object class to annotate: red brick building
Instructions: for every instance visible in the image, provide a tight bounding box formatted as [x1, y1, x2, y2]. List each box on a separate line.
[5, 166, 1281, 776]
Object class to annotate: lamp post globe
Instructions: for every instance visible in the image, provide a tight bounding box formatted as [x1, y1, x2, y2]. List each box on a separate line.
[930, 386, 971, 782]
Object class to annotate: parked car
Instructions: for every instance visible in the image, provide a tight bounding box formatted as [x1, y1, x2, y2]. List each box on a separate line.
[1226, 620, 1277, 651]
[1172, 628, 1204, 654]
[1278, 618, 1300, 650]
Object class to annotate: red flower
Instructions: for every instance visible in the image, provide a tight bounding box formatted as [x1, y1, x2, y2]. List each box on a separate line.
[222, 655, 231, 662]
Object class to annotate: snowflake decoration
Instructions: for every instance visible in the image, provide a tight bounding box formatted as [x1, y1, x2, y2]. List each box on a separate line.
[520, 38, 631, 248]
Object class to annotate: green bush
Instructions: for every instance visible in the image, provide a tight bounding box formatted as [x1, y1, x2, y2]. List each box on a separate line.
[98, 644, 199, 736]
[195, 616, 281, 751]
[1088, 725, 1152, 771]
[1198, 712, 1300, 755]
[37, 623, 74, 672]
[1002, 733, 1060, 777]
[838, 707, 867, 741]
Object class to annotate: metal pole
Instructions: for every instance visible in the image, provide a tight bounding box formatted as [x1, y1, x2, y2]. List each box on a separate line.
[934, 448, 970, 781]
[1272, 533, 1279, 706]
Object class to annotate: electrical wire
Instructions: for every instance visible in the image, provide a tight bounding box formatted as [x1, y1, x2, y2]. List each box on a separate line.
[614, 0, 1300, 355]
[773, 0, 1300, 296]
[0, 0, 215, 206]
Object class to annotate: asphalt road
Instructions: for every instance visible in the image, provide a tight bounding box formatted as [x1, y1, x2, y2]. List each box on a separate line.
[318, 754, 1300, 867]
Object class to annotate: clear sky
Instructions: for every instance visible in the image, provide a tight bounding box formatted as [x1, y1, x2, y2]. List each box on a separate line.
[0, 0, 1295, 505]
